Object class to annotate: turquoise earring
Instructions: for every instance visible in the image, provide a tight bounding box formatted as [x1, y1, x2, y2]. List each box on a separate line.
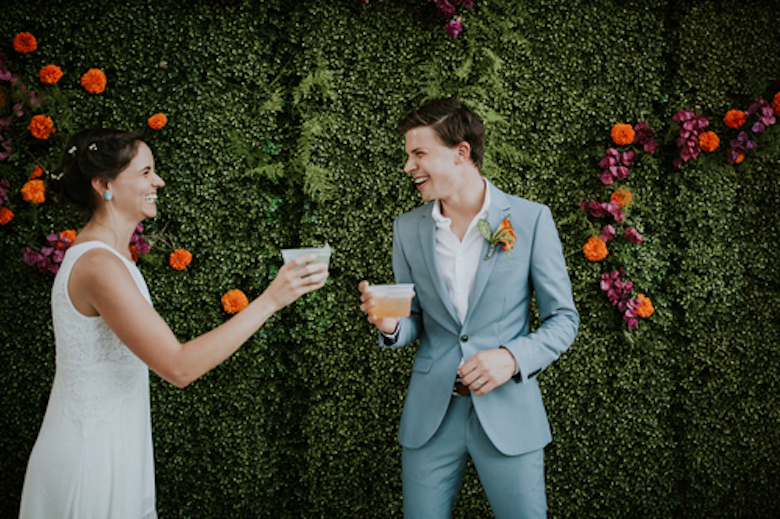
[103, 190, 113, 201]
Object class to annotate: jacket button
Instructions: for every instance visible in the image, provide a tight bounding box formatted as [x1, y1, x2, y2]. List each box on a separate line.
[461, 335, 468, 342]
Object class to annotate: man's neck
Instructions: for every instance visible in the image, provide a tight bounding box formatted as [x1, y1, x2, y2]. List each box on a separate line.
[440, 174, 486, 240]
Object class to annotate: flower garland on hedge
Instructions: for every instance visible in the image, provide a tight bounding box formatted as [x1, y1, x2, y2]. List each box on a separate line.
[579, 121, 657, 328]
[580, 85, 779, 328]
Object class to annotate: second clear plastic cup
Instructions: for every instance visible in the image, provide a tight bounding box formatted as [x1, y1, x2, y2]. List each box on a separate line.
[281, 245, 332, 270]
[369, 283, 415, 319]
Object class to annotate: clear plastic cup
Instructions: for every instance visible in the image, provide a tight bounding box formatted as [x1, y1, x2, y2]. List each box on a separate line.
[369, 283, 415, 318]
[281, 245, 332, 270]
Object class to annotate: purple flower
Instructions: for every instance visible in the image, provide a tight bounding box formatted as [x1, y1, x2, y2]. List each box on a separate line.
[612, 165, 629, 180]
[624, 227, 644, 244]
[445, 18, 462, 38]
[643, 139, 659, 153]
[29, 90, 41, 109]
[0, 178, 10, 204]
[621, 150, 636, 166]
[600, 170, 615, 185]
[436, 0, 456, 17]
[600, 224, 616, 242]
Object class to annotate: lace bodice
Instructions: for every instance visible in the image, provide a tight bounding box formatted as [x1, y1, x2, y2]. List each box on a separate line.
[50, 241, 152, 437]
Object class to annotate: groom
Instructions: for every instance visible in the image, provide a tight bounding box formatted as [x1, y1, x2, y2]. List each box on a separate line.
[359, 97, 579, 518]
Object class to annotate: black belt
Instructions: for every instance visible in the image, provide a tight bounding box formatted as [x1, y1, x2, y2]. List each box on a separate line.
[452, 381, 470, 396]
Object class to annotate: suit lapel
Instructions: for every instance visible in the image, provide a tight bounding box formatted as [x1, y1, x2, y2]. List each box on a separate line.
[418, 204, 461, 326]
[464, 183, 511, 325]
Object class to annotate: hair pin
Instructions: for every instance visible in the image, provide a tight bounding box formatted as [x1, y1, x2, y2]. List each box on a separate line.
[68, 146, 77, 155]
[88, 143, 98, 151]
[51, 171, 64, 180]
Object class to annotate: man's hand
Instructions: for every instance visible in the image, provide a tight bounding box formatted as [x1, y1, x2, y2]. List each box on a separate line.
[358, 280, 400, 335]
[458, 348, 517, 396]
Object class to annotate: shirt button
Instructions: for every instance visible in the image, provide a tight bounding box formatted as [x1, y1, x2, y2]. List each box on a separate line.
[461, 335, 468, 342]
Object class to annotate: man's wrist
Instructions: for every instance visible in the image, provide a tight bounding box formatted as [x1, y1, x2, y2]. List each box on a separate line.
[500, 346, 521, 379]
[380, 321, 400, 345]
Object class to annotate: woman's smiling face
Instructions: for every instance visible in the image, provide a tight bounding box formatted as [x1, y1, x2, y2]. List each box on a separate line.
[106, 142, 165, 221]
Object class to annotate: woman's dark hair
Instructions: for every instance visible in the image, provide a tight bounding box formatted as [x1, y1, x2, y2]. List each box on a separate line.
[397, 97, 486, 170]
[48, 128, 145, 217]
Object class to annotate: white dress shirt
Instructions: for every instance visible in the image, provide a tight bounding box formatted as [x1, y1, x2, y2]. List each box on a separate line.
[430, 178, 491, 324]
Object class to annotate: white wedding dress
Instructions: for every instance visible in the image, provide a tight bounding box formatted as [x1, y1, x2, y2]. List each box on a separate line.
[19, 241, 156, 518]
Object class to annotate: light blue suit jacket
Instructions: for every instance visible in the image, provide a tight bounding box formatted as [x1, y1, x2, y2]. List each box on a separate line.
[382, 180, 579, 456]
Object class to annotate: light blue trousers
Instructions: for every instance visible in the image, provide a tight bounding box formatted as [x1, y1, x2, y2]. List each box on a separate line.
[402, 395, 547, 519]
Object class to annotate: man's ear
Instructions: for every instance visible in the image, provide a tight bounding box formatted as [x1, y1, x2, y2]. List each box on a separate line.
[455, 141, 471, 164]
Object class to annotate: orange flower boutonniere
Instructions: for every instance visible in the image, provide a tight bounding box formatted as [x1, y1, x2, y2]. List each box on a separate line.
[478, 215, 516, 260]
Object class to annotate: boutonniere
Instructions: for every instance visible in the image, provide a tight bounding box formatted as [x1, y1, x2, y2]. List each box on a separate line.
[478, 215, 516, 260]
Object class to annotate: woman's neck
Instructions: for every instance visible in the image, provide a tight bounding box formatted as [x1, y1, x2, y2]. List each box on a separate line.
[74, 213, 139, 260]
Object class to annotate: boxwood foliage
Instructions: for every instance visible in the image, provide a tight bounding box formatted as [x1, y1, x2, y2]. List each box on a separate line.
[1, 0, 779, 517]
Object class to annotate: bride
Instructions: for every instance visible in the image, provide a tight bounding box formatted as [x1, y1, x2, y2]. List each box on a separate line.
[18, 128, 328, 518]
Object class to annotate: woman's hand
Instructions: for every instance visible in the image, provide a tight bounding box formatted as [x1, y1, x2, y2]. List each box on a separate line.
[358, 280, 399, 335]
[264, 255, 329, 312]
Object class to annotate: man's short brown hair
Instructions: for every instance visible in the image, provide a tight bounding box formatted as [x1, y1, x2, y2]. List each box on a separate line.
[397, 97, 485, 170]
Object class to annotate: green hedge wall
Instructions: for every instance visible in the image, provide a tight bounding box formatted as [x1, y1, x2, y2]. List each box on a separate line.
[2, 0, 779, 517]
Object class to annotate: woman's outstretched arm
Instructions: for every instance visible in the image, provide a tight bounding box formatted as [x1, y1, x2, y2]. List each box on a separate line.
[69, 249, 327, 387]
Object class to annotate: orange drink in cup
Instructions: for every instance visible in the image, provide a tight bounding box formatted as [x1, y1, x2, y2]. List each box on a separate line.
[369, 284, 415, 318]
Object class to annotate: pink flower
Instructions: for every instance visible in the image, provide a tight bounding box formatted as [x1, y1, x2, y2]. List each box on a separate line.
[624, 227, 644, 244]
[445, 17, 462, 38]
[600, 224, 616, 242]
[621, 150, 636, 166]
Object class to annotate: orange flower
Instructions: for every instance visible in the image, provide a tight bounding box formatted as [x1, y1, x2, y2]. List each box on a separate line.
[30, 165, 44, 179]
[169, 249, 193, 270]
[0, 207, 14, 225]
[81, 69, 107, 94]
[148, 113, 168, 130]
[222, 289, 249, 314]
[28, 114, 56, 140]
[610, 123, 635, 146]
[583, 236, 608, 261]
[495, 218, 516, 251]
[39, 64, 64, 85]
[130, 245, 140, 262]
[13, 32, 37, 54]
[0, 92, 8, 107]
[55, 229, 77, 249]
[636, 293, 655, 318]
[773, 92, 780, 116]
[610, 189, 633, 208]
[60, 229, 77, 242]
[726, 148, 744, 165]
[723, 109, 746, 129]
[698, 131, 720, 152]
[21, 179, 46, 204]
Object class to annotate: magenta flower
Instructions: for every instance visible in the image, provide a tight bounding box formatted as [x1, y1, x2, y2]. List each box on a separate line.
[436, 0, 456, 16]
[624, 227, 644, 244]
[621, 150, 636, 166]
[0, 178, 10, 204]
[600, 224, 616, 242]
[445, 18, 462, 38]
[672, 109, 709, 168]
[633, 121, 658, 153]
